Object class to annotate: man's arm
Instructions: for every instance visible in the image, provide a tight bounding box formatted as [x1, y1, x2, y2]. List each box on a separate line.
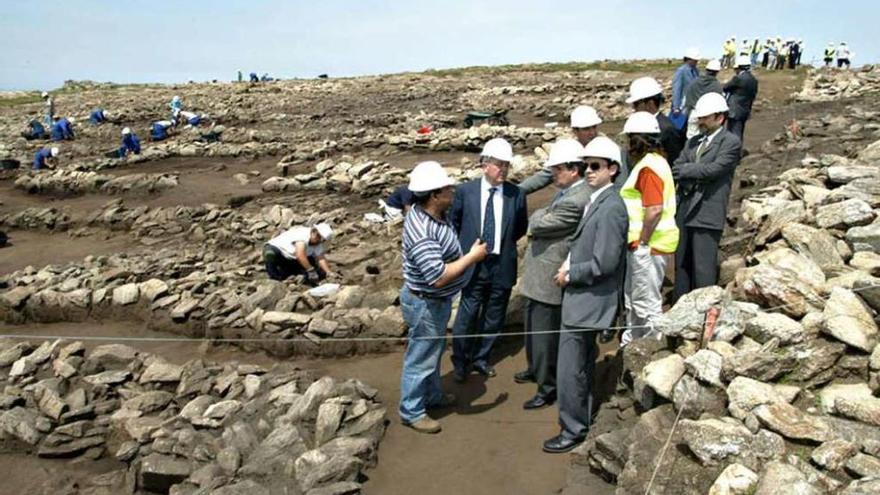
[513, 191, 529, 241]
[316, 255, 331, 276]
[568, 203, 627, 287]
[674, 135, 742, 181]
[517, 169, 553, 195]
[529, 199, 585, 238]
[671, 69, 685, 110]
[639, 206, 663, 244]
[723, 75, 739, 93]
[294, 242, 314, 270]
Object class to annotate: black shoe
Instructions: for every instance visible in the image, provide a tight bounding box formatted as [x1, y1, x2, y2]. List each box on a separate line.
[473, 362, 496, 378]
[513, 370, 535, 384]
[542, 434, 584, 454]
[523, 394, 555, 410]
[453, 369, 467, 383]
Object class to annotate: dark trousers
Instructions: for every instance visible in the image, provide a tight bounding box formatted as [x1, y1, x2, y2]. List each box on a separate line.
[674, 226, 723, 302]
[451, 256, 512, 372]
[762, 53, 769, 68]
[524, 298, 561, 399]
[557, 327, 598, 440]
[262, 245, 325, 283]
[726, 118, 746, 142]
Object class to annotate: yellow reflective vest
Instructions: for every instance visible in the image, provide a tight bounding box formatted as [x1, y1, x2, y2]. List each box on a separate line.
[620, 152, 679, 253]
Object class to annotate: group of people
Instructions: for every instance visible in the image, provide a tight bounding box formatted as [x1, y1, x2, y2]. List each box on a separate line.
[671, 48, 759, 142]
[824, 42, 854, 68]
[26, 92, 218, 170]
[722, 36, 805, 70]
[394, 66, 745, 453]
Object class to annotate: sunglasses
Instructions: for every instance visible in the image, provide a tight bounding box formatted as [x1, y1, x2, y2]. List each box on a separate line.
[584, 161, 607, 171]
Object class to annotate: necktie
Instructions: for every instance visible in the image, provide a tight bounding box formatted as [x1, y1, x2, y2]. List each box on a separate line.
[483, 187, 497, 252]
[696, 137, 709, 161]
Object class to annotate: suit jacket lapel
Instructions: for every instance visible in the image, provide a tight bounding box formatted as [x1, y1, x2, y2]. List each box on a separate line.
[573, 186, 611, 239]
[500, 182, 513, 242]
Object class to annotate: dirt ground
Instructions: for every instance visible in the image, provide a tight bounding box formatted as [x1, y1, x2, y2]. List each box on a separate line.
[0, 66, 835, 495]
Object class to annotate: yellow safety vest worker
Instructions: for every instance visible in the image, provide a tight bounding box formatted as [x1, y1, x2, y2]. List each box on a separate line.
[620, 152, 679, 253]
[824, 47, 835, 58]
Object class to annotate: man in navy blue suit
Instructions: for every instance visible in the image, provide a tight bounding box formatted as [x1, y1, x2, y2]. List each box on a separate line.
[449, 138, 529, 382]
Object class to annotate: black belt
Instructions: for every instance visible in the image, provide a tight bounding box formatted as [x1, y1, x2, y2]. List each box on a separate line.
[409, 289, 445, 300]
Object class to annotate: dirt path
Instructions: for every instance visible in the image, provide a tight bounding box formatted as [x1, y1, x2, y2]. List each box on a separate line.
[0, 321, 612, 494]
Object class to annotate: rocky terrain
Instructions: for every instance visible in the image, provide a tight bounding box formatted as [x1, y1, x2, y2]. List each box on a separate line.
[1, 62, 878, 494]
[566, 66, 880, 495]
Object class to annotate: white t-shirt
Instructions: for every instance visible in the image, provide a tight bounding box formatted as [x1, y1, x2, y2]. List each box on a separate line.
[267, 226, 324, 260]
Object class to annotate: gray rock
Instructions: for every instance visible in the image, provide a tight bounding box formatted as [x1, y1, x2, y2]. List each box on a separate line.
[637, 353, 685, 401]
[846, 453, 880, 478]
[139, 453, 192, 493]
[816, 199, 875, 229]
[210, 480, 266, 495]
[847, 222, 880, 253]
[305, 481, 361, 495]
[240, 424, 307, 476]
[0, 407, 43, 445]
[835, 396, 880, 427]
[679, 418, 754, 466]
[811, 439, 859, 470]
[180, 396, 217, 423]
[140, 360, 183, 383]
[745, 312, 805, 345]
[123, 391, 174, 414]
[672, 374, 728, 419]
[37, 435, 105, 457]
[684, 349, 724, 387]
[89, 344, 139, 368]
[755, 461, 822, 495]
[315, 401, 346, 446]
[734, 264, 825, 318]
[821, 287, 879, 352]
[840, 478, 880, 494]
[818, 383, 874, 414]
[139, 279, 170, 302]
[708, 463, 759, 495]
[112, 283, 140, 305]
[754, 402, 831, 443]
[297, 454, 362, 493]
[658, 286, 750, 341]
[115, 441, 140, 461]
[787, 339, 846, 382]
[84, 369, 131, 385]
[262, 310, 312, 328]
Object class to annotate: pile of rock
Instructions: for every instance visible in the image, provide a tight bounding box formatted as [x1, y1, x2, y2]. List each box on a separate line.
[266, 156, 409, 196]
[385, 123, 568, 151]
[14, 169, 179, 196]
[794, 65, 880, 102]
[570, 136, 880, 494]
[0, 339, 386, 494]
[0, 206, 71, 231]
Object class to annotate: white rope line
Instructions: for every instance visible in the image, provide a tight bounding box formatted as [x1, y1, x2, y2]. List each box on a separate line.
[643, 399, 687, 495]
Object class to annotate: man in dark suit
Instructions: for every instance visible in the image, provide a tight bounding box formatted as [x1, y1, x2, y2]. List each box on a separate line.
[672, 93, 743, 302]
[723, 56, 759, 142]
[544, 136, 628, 453]
[626, 77, 685, 164]
[517, 139, 593, 409]
[449, 138, 529, 381]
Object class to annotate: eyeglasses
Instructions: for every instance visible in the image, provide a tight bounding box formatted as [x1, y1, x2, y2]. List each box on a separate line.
[584, 161, 607, 171]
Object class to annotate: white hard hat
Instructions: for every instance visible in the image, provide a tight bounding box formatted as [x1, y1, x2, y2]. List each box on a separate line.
[314, 222, 333, 241]
[692, 92, 729, 118]
[730, 35, 737, 39]
[102, 110, 109, 118]
[828, 42, 834, 46]
[685, 47, 700, 60]
[50, 147, 59, 157]
[67, 117, 76, 124]
[623, 112, 660, 134]
[41, 91, 49, 98]
[582, 136, 622, 165]
[706, 59, 722, 72]
[570, 105, 602, 128]
[172, 95, 181, 102]
[409, 160, 456, 193]
[544, 139, 586, 169]
[122, 127, 131, 135]
[480, 138, 513, 163]
[625, 77, 663, 104]
[735, 55, 751, 68]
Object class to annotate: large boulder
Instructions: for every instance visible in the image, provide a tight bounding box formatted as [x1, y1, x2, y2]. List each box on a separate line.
[734, 264, 825, 318]
[821, 287, 879, 352]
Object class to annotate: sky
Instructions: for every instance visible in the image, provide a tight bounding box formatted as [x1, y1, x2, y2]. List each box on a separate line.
[1, 0, 877, 90]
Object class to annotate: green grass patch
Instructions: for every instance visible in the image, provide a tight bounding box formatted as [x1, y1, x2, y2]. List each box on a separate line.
[0, 93, 42, 107]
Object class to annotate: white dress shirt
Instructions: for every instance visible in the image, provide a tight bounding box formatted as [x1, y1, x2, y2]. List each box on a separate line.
[479, 176, 504, 255]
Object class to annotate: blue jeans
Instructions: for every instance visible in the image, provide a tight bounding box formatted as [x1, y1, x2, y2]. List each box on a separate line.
[399, 286, 453, 424]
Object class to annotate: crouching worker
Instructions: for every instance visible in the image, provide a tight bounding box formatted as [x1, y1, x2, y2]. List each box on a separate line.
[90, 108, 110, 124]
[179, 110, 205, 127]
[21, 120, 48, 140]
[33, 146, 59, 170]
[263, 223, 334, 285]
[51, 117, 75, 141]
[150, 120, 175, 141]
[379, 184, 413, 221]
[119, 127, 141, 157]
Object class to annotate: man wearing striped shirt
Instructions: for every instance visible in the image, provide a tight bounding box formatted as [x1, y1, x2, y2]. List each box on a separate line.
[399, 161, 488, 434]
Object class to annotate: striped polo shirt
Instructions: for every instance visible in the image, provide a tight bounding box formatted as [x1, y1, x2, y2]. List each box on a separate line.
[402, 205, 466, 298]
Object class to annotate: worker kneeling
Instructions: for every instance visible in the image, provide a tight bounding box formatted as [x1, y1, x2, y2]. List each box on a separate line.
[263, 223, 334, 285]
[620, 112, 679, 346]
[118, 127, 141, 157]
[33, 146, 59, 171]
[150, 120, 175, 141]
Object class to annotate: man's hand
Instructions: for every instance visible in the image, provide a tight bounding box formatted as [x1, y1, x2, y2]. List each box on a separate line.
[554, 266, 569, 287]
[306, 269, 320, 283]
[469, 239, 488, 262]
[672, 166, 683, 181]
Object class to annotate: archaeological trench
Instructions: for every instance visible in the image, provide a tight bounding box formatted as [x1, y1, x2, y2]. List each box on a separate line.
[1, 63, 880, 494]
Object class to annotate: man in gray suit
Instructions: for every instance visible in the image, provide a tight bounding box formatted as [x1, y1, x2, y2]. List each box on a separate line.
[672, 93, 743, 302]
[723, 56, 759, 142]
[544, 136, 628, 453]
[518, 105, 629, 194]
[518, 139, 593, 410]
